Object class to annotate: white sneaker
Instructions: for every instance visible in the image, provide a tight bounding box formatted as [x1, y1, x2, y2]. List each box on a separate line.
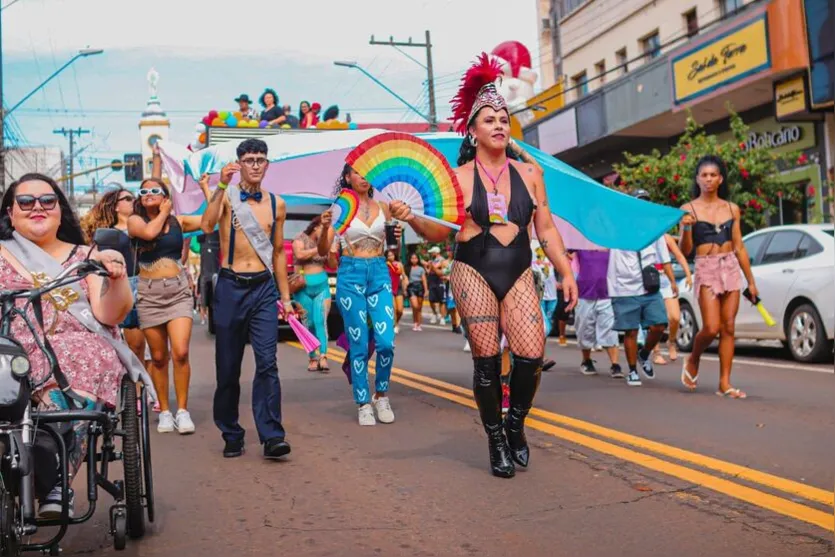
[358, 404, 376, 426]
[430, 315, 438, 325]
[174, 409, 195, 434]
[394, 325, 400, 335]
[157, 410, 175, 433]
[373, 397, 395, 424]
[464, 340, 471, 352]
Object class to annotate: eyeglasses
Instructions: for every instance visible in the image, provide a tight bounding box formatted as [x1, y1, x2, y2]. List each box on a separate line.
[118, 194, 135, 203]
[139, 187, 166, 197]
[240, 157, 268, 168]
[15, 194, 59, 212]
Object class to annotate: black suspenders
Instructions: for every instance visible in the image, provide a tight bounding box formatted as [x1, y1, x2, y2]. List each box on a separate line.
[227, 193, 277, 266]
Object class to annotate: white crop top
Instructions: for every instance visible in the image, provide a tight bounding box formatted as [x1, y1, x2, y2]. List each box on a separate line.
[340, 205, 386, 250]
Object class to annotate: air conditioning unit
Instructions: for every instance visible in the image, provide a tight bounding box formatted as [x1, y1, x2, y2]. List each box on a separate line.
[541, 17, 552, 30]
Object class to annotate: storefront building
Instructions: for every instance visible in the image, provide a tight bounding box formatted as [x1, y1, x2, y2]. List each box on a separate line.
[525, 0, 833, 223]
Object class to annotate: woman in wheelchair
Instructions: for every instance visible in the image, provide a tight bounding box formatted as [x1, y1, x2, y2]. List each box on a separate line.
[0, 173, 134, 518]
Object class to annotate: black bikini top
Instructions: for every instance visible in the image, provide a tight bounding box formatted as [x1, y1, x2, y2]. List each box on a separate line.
[468, 163, 535, 231]
[691, 203, 733, 248]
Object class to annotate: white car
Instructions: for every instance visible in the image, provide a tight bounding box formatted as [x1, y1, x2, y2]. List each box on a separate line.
[676, 224, 834, 363]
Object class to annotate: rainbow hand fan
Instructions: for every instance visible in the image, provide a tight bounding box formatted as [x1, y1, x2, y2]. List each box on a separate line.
[345, 132, 465, 229]
[330, 188, 360, 234]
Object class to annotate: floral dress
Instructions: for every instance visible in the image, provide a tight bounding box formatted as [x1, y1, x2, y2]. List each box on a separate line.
[0, 246, 126, 407]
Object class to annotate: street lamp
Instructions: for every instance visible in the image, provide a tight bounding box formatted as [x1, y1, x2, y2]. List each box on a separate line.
[333, 60, 432, 124]
[7, 47, 104, 115]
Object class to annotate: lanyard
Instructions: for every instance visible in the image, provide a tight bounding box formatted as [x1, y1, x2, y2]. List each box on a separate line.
[476, 157, 509, 193]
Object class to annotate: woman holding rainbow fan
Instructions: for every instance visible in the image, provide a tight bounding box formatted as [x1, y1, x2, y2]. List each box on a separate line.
[368, 53, 579, 478]
[318, 166, 439, 427]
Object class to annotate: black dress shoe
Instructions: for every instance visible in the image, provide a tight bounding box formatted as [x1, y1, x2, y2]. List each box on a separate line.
[263, 438, 291, 460]
[223, 439, 244, 458]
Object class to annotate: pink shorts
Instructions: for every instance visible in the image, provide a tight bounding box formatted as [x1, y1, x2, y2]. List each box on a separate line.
[694, 253, 742, 298]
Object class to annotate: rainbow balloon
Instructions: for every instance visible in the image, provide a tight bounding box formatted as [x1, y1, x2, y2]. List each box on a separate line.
[345, 132, 465, 228]
[331, 188, 360, 235]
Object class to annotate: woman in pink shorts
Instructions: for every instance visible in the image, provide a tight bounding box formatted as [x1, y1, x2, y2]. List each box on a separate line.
[679, 155, 759, 399]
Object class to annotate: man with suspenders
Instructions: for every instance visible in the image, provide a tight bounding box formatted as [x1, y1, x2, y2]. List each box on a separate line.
[199, 138, 295, 459]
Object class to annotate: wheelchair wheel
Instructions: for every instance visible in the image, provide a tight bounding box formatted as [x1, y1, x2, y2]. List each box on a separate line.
[119, 376, 145, 539]
[139, 384, 155, 523]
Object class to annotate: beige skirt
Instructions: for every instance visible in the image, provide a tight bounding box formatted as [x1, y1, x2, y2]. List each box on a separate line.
[136, 270, 194, 329]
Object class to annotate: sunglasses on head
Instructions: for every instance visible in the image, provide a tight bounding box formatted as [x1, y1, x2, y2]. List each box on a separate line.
[139, 187, 166, 197]
[15, 194, 59, 212]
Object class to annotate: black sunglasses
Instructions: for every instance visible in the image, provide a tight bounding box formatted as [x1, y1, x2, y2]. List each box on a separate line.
[118, 194, 135, 203]
[139, 187, 166, 197]
[15, 194, 59, 212]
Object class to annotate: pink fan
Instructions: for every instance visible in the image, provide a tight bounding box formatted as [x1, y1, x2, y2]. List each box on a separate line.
[277, 302, 321, 354]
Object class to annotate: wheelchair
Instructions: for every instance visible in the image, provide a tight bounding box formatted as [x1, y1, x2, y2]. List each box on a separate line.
[0, 260, 155, 555]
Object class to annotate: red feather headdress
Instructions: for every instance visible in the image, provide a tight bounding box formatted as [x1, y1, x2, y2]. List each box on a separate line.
[450, 53, 507, 135]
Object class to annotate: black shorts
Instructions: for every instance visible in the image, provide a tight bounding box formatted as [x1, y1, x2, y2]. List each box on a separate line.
[428, 284, 445, 304]
[406, 283, 425, 298]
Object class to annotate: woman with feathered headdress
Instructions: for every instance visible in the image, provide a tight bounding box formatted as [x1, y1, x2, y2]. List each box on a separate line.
[385, 53, 579, 478]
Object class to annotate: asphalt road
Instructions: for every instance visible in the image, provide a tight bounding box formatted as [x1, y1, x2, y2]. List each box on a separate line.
[37, 320, 834, 556]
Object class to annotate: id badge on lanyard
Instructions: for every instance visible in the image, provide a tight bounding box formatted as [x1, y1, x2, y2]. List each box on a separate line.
[486, 192, 508, 224]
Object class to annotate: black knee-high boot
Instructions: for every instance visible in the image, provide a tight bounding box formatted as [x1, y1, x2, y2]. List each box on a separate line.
[505, 355, 543, 467]
[472, 355, 515, 478]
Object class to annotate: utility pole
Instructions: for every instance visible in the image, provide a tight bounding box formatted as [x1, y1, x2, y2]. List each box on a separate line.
[53, 127, 89, 206]
[369, 30, 438, 131]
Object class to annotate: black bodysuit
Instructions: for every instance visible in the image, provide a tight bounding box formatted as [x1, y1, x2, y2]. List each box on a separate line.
[454, 164, 535, 300]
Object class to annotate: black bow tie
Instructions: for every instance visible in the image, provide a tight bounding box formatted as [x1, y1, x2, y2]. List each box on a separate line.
[240, 190, 263, 203]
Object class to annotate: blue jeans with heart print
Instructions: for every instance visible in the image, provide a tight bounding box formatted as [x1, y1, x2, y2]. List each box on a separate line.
[336, 256, 395, 405]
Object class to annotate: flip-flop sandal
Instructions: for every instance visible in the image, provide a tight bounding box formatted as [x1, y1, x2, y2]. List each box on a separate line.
[542, 359, 556, 372]
[681, 361, 698, 391]
[653, 353, 668, 365]
[307, 360, 319, 372]
[716, 387, 747, 399]
[318, 356, 330, 373]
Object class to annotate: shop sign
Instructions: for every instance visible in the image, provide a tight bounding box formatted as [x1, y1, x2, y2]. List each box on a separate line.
[774, 74, 809, 121]
[743, 125, 803, 150]
[717, 118, 816, 155]
[672, 15, 771, 105]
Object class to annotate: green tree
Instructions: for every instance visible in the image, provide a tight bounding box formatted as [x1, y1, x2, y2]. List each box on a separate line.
[613, 106, 801, 230]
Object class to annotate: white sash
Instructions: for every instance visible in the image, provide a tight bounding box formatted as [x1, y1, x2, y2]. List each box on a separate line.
[227, 185, 274, 274]
[0, 233, 157, 401]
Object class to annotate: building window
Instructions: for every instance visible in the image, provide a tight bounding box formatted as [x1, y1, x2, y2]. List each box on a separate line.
[720, 0, 742, 16]
[616, 48, 628, 75]
[641, 31, 661, 60]
[572, 71, 589, 99]
[595, 60, 606, 85]
[684, 9, 698, 37]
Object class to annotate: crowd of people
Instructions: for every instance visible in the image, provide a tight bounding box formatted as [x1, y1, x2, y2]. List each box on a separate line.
[231, 89, 342, 129]
[0, 54, 758, 525]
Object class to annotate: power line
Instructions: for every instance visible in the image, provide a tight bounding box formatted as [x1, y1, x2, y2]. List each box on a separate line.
[369, 30, 438, 131]
[53, 127, 89, 206]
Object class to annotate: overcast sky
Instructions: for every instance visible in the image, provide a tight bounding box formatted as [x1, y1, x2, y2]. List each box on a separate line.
[5, 0, 543, 183]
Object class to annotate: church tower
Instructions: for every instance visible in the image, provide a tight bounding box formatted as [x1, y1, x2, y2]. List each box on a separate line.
[138, 68, 169, 179]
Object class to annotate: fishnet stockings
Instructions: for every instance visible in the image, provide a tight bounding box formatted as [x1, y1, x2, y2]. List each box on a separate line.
[451, 262, 545, 359]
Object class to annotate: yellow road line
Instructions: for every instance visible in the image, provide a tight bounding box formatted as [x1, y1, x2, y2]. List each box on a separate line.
[312, 344, 833, 508]
[385, 360, 834, 508]
[291, 343, 835, 531]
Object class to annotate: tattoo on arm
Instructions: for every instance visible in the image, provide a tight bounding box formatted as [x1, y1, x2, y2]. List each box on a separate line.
[540, 239, 550, 248]
[210, 188, 224, 203]
[100, 277, 111, 298]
